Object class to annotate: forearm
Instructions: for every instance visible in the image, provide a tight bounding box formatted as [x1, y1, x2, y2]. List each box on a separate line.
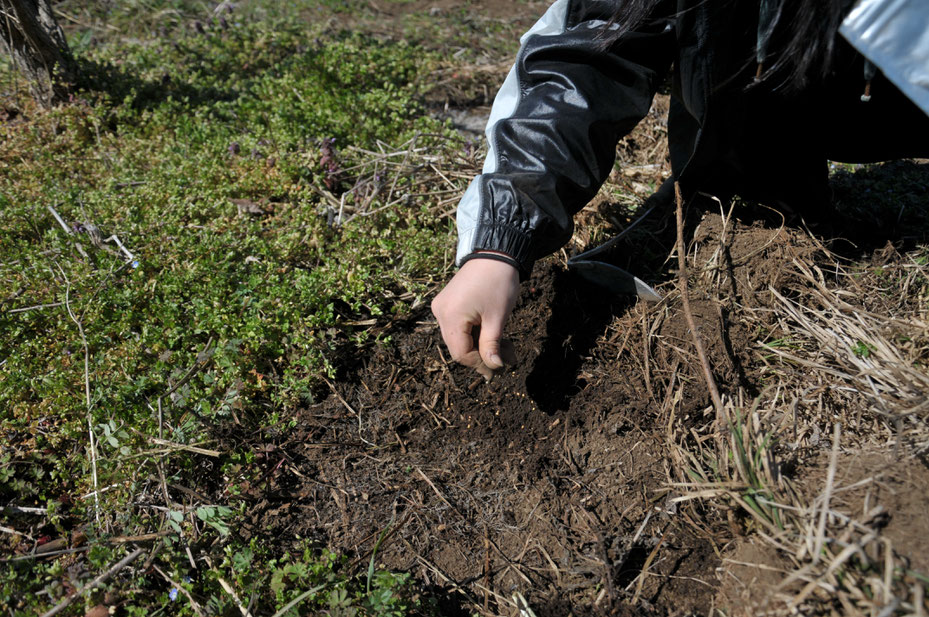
[456, 0, 676, 275]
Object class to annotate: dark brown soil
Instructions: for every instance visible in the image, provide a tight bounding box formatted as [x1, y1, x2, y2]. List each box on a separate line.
[236, 261, 717, 616]
[224, 202, 838, 615]
[218, 4, 929, 616]
[221, 166, 929, 614]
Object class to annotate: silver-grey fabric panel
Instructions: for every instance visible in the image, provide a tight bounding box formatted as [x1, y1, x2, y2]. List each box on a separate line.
[455, 0, 570, 267]
[840, 0, 929, 116]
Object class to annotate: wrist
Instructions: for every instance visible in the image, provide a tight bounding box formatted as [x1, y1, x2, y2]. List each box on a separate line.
[460, 251, 527, 281]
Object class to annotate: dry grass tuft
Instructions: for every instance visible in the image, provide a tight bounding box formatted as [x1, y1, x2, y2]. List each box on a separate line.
[765, 257, 929, 451]
[657, 209, 929, 616]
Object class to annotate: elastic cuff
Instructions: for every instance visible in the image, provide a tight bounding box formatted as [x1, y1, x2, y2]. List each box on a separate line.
[472, 224, 534, 268]
[459, 252, 529, 282]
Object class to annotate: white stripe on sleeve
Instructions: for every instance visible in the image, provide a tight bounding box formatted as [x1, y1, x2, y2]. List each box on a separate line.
[456, 0, 571, 265]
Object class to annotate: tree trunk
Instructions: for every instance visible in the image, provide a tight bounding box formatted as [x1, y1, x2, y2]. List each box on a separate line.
[0, 0, 76, 106]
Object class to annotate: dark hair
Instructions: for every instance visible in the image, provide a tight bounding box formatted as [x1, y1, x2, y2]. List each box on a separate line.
[607, 0, 857, 90]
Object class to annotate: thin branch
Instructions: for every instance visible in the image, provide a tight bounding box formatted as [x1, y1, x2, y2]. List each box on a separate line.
[0, 524, 33, 540]
[1, 505, 48, 514]
[57, 262, 100, 525]
[204, 557, 254, 617]
[7, 301, 64, 314]
[674, 183, 726, 425]
[0, 546, 90, 563]
[813, 423, 841, 564]
[152, 564, 206, 617]
[47, 204, 72, 234]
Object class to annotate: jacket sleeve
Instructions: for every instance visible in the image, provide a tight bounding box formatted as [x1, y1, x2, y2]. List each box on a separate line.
[455, 0, 677, 275]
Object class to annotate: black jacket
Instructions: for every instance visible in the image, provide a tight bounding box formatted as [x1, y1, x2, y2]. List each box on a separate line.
[454, 0, 929, 276]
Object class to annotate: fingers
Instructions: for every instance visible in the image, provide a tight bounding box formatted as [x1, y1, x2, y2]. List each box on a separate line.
[441, 324, 478, 365]
[477, 318, 506, 369]
[431, 256, 521, 380]
[457, 350, 497, 381]
[473, 338, 516, 381]
[435, 317, 515, 382]
[442, 325, 512, 381]
[472, 326, 516, 381]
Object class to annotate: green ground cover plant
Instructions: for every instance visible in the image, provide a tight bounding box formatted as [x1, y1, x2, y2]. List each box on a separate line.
[8, 2, 927, 616]
[0, 2, 467, 614]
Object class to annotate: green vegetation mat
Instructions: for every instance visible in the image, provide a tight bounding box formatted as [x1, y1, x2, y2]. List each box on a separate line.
[0, 1, 488, 614]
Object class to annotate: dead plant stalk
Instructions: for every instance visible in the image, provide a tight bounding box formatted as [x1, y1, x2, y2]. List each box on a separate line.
[673, 183, 726, 424]
[58, 262, 100, 525]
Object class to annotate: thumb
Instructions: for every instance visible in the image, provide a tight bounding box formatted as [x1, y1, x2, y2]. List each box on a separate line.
[477, 318, 507, 369]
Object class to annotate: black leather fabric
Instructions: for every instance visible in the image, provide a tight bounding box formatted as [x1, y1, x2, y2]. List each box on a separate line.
[465, 0, 929, 274]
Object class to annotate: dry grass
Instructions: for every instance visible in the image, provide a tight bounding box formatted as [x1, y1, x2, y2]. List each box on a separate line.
[765, 257, 929, 451]
[651, 206, 929, 616]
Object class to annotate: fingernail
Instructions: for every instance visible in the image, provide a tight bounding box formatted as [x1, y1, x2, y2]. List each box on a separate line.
[489, 354, 503, 367]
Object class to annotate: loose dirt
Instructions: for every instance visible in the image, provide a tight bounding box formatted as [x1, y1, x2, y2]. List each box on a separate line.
[237, 257, 723, 617]
[220, 2, 929, 615]
[226, 198, 928, 615]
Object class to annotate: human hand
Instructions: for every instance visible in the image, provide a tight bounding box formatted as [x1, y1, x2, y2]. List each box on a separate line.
[431, 255, 520, 380]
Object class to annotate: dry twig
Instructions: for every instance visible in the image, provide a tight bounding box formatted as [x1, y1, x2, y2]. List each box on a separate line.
[57, 262, 101, 525]
[673, 183, 726, 425]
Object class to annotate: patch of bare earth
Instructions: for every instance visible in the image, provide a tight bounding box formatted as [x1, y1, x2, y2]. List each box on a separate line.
[221, 4, 929, 615]
[228, 148, 929, 615]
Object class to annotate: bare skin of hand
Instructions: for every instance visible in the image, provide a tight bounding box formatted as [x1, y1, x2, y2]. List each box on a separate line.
[431, 256, 520, 380]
